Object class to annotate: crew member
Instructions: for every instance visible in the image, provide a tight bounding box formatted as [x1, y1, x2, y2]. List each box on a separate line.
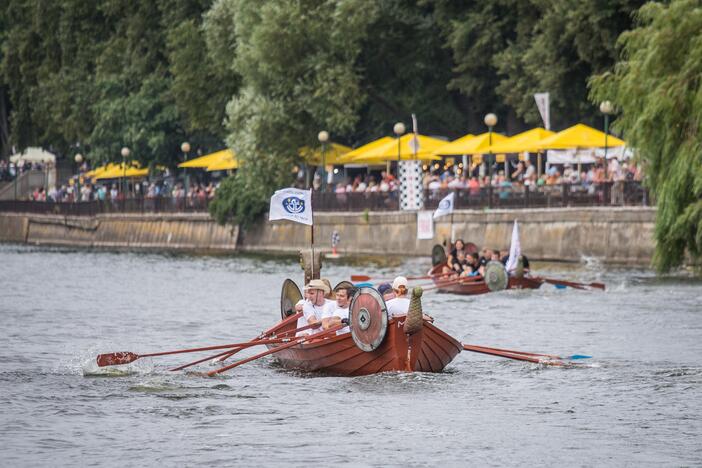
[322, 286, 355, 335]
[297, 279, 335, 336]
[386, 276, 410, 318]
[377, 283, 395, 302]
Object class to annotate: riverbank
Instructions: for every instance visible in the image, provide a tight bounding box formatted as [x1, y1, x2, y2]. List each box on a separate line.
[0, 207, 656, 265]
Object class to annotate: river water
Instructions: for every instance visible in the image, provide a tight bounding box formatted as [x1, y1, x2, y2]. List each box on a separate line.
[1, 244, 701, 467]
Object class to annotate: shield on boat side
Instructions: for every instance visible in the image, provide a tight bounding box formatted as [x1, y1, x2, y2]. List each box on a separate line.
[280, 279, 303, 320]
[432, 244, 447, 266]
[485, 261, 508, 292]
[349, 287, 388, 352]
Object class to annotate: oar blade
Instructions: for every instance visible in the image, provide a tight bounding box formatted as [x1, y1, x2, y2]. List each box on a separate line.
[567, 354, 592, 360]
[96, 351, 139, 367]
[351, 275, 371, 282]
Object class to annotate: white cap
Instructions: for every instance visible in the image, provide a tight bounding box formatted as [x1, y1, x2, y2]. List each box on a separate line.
[392, 276, 408, 290]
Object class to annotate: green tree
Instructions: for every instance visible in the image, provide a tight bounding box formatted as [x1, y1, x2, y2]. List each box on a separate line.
[590, 0, 702, 272]
[208, 0, 375, 225]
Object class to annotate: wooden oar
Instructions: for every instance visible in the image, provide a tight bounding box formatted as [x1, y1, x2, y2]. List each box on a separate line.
[173, 322, 324, 371]
[351, 274, 435, 283]
[462, 344, 565, 366]
[207, 325, 343, 376]
[464, 343, 591, 361]
[540, 277, 605, 290]
[96, 337, 300, 367]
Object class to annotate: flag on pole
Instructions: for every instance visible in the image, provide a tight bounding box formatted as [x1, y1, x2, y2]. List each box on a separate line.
[409, 113, 420, 156]
[433, 192, 455, 219]
[505, 220, 521, 272]
[269, 188, 313, 225]
[534, 93, 550, 130]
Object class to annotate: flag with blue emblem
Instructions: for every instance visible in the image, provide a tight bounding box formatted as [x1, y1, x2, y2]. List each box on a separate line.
[433, 192, 454, 219]
[269, 188, 313, 225]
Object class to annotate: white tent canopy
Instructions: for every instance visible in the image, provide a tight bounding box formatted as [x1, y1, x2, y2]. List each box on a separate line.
[9, 147, 57, 164]
[546, 146, 633, 165]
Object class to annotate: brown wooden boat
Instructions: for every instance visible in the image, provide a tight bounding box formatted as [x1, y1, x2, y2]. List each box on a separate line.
[427, 262, 543, 295]
[268, 285, 463, 375]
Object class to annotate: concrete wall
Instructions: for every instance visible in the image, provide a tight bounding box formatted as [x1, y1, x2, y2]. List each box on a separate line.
[0, 212, 238, 252]
[238, 207, 656, 265]
[0, 207, 656, 264]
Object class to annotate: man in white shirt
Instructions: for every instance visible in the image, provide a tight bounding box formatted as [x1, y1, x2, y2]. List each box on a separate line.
[296, 279, 335, 336]
[322, 286, 354, 335]
[386, 276, 410, 318]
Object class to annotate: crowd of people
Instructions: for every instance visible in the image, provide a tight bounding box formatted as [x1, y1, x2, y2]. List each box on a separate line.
[23, 179, 220, 204]
[441, 239, 530, 278]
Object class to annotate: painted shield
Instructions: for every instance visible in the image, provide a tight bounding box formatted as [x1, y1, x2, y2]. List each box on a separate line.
[485, 261, 508, 292]
[280, 278, 303, 320]
[349, 287, 388, 352]
[432, 244, 447, 266]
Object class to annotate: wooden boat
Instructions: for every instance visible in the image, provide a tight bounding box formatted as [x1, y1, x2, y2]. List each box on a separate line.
[269, 284, 462, 376]
[427, 262, 543, 295]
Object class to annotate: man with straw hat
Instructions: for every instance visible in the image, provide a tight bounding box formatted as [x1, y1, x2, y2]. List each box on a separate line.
[296, 279, 335, 337]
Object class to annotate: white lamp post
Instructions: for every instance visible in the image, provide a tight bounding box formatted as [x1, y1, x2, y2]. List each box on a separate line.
[393, 122, 406, 176]
[484, 113, 498, 207]
[120, 147, 130, 197]
[600, 101, 614, 178]
[317, 131, 329, 191]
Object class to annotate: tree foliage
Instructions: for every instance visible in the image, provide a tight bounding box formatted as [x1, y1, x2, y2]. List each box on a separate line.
[590, 0, 702, 272]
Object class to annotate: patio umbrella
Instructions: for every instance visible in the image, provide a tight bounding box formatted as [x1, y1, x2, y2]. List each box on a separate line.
[347, 134, 444, 162]
[206, 153, 239, 171]
[434, 132, 507, 156]
[300, 142, 352, 166]
[534, 123, 625, 151]
[179, 149, 235, 168]
[337, 137, 394, 165]
[488, 128, 556, 154]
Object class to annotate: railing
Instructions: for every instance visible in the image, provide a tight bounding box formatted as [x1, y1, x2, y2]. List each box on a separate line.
[0, 182, 650, 216]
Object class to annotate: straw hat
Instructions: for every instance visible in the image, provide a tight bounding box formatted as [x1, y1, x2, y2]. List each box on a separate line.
[306, 279, 330, 294]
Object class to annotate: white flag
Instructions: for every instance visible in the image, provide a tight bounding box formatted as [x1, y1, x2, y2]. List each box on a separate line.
[433, 192, 454, 219]
[534, 92, 550, 130]
[269, 188, 313, 225]
[505, 220, 521, 272]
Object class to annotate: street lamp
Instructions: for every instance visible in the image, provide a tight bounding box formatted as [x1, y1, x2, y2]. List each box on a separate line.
[393, 122, 406, 176]
[74, 153, 83, 203]
[181, 141, 191, 195]
[600, 101, 614, 179]
[317, 131, 329, 191]
[484, 113, 498, 207]
[121, 146, 130, 198]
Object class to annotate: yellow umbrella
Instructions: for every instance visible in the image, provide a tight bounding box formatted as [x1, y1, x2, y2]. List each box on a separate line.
[206, 153, 239, 171]
[94, 162, 146, 180]
[85, 163, 116, 178]
[435, 132, 507, 156]
[535, 123, 626, 150]
[337, 137, 394, 164]
[348, 134, 444, 162]
[179, 149, 235, 168]
[488, 128, 556, 153]
[300, 143, 352, 166]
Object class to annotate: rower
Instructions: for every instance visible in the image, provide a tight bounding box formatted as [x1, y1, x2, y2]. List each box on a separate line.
[386, 276, 410, 318]
[321, 286, 355, 335]
[297, 279, 335, 336]
[377, 283, 395, 301]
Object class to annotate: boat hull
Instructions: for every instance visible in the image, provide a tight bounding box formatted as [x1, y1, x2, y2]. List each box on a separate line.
[266, 317, 462, 376]
[428, 263, 543, 295]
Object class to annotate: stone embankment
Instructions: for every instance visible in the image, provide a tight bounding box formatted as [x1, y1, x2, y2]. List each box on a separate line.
[0, 207, 656, 264]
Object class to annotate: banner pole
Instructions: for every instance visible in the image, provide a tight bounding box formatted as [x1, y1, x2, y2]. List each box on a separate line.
[450, 212, 454, 243]
[310, 189, 315, 279]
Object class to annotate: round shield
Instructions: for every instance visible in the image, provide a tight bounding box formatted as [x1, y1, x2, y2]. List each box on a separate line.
[432, 244, 448, 266]
[280, 278, 303, 320]
[485, 261, 508, 292]
[349, 287, 388, 352]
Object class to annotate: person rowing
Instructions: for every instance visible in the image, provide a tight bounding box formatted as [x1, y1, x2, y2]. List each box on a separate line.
[386, 276, 410, 318]
[321, 285, 355, 335]
[296, 279, 335, 337]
